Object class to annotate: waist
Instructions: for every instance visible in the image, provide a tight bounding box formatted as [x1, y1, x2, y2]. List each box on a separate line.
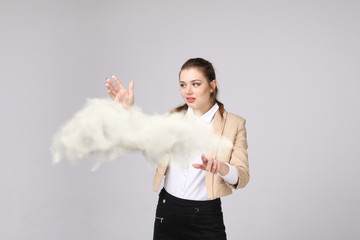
[158, 188, 221, 210]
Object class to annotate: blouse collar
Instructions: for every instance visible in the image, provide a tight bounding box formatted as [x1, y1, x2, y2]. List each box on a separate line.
[187, 103, 219, 124]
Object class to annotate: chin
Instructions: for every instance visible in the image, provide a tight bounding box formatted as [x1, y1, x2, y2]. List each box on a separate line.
[186, 102, 196, 108]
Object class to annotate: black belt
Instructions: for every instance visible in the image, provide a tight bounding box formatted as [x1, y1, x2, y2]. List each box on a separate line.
[158, 188, 222, 215]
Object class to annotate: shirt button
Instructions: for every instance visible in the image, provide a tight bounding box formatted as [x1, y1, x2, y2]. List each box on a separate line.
[162, 199, 166, 203]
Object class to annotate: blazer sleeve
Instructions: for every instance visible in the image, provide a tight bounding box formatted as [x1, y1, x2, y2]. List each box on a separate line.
[225, 117, 249, 189]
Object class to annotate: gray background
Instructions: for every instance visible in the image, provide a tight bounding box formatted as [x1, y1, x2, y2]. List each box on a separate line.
[1, 0, 359, 239]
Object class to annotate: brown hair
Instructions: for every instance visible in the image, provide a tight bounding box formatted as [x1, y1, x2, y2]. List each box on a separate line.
[173, 57, 225, 117]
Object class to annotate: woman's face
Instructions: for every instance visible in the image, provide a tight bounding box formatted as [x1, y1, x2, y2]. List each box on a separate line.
[179, 68, 216, 116]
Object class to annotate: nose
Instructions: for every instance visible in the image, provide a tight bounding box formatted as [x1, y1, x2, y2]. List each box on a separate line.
[185, 85, 193, 95]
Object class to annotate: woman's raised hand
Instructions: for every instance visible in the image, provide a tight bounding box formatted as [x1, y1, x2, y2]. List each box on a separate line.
[105, 75, 134, 109]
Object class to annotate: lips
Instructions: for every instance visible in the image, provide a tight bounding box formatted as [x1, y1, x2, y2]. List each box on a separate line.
[186, 97, 196, 103]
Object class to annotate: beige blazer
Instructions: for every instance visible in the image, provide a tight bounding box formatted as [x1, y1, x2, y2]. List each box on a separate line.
[153, 109, 249, 199]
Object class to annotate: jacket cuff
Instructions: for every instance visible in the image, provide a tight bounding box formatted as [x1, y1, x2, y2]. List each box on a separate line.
[218, 162, 239, 185]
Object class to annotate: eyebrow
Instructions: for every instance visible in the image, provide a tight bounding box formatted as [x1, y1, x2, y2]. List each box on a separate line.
[179, 79, 202, 83]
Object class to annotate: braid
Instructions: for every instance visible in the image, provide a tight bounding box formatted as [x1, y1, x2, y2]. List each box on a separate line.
[171, 103, 188, 113]
[216, 100, 225, 118]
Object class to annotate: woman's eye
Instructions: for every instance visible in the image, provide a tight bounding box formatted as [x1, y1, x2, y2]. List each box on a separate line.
[193, 83, 200, 87]
[180, 83, 186, 88]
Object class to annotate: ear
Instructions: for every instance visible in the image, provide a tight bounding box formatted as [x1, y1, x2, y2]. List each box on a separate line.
[210, 80, 217, 92]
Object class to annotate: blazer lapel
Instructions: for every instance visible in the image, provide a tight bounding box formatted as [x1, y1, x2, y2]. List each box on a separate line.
[205, 110, 228, 198]
[212, 110, 227, 136]
[206, 110, 228, 159]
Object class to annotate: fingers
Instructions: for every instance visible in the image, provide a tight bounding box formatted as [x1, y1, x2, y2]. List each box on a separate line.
[128, 81, 134, 97]
[198, 154, 220, 174]
[205, 159, 212, 172]
[106, 79, 118, 98]
[192, 163, 206, 170]
[204, 155, 213, 172]
[214, 161, 221, 174]
[127, 81, 135, 106]
[108, 90, 115, 100]
[105, 75, 134, 107]
[201, 154, 208, 164]
[207, 159, 220, 174]
[112, 75, 125, 90]
[106, 78, 119, 93]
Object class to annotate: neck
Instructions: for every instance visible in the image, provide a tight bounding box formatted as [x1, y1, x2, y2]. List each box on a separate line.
[193, 102, 214, 116]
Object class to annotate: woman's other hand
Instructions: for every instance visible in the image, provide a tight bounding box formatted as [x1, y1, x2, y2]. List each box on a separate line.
[105, 74, 134, 109]
[193, 154, 230, 176]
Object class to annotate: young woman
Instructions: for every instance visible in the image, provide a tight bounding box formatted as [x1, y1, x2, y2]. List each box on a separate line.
[105, 58, 249, 240]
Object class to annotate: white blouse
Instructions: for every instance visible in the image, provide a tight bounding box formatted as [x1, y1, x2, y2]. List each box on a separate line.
[164, 104, 239, 200]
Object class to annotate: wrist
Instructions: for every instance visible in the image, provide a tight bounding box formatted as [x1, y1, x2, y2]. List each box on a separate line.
[219, 162, 230, 176]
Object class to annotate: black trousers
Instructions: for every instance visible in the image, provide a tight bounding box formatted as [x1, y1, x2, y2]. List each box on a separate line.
[153, 188, 227, 240]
